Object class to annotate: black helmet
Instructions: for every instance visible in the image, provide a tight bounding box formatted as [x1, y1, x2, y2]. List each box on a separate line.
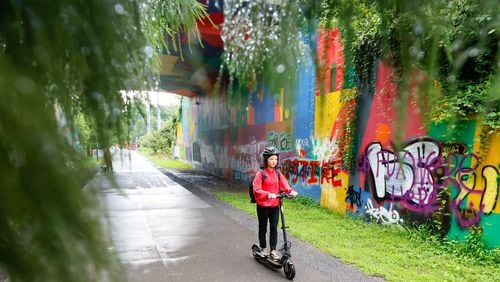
[263, 147, 279, 158]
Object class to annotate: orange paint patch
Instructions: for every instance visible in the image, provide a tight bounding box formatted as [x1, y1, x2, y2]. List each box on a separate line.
[375, 123, 391, 145]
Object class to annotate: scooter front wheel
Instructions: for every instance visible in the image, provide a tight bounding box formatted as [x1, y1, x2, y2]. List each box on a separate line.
[284, 260, 295, 280]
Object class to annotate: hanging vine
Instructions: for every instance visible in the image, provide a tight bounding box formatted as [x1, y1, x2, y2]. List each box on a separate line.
[220, 0, 315, 103]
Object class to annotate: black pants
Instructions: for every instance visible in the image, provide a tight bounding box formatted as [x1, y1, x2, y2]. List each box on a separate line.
[256, 205, 279, 250]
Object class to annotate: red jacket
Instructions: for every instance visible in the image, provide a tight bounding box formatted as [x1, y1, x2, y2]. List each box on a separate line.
[252, 168, 295, 207]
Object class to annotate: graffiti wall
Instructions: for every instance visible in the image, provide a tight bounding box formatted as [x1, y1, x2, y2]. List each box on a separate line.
[179, 27, 500, 248]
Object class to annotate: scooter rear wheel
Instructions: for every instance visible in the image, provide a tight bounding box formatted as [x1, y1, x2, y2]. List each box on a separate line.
[284, 260, 295, 280]
[251, 245, 260, 260]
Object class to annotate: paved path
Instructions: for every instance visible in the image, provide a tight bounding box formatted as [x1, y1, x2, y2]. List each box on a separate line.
[94, 150, 383, 281]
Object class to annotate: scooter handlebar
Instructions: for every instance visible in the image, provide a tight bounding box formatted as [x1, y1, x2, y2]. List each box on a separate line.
[277, 191, 293, 199]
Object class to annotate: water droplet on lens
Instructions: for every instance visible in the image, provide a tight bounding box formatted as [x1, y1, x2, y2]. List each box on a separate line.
[468, 48, 479, 57]
[143, 45, 154, 58]
[92, 91, 103, 101]
[15, 76, 36, 93]
[114, 4, 125, 15]
[409, 47, 417, 56]
[81, 46, 91, 56]
[415, 23, 423, 35]
[112, 107, 121, 116]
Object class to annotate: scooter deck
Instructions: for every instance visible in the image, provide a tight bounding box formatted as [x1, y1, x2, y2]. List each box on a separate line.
[256, 256, 283, 269]
[252, 244, 283, 269]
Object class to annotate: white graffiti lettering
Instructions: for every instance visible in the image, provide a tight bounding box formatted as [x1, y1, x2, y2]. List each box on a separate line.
[365, 199, 403, 226]
[365, 140, 441, 206]
[312, 137, 341, 164]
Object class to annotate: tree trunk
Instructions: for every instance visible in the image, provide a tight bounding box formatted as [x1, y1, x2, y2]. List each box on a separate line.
[103, 147, 113, 173]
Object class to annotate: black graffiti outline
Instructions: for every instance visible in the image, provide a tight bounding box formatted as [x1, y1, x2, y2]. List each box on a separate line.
[346, 185, 362, 210]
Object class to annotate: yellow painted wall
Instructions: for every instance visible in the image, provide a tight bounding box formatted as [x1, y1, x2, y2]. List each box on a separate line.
[320, 171, 349, 213]
[315, 90, 348, 212]
[315, 91, 343, 137]
[471, 128, 500, 214]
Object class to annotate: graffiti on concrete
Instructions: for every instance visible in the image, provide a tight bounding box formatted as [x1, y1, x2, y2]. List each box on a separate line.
[192, 142, 201, 163]
[268, 130, 292, 151]
[312, 137, 341, 164]
[359, 138, 441, 210]
[231, 154, 257, 182]
[442, 142, 468, 155]
[282, 158, 320, 185]
[365, 199, 404, 226]
[231, 141, 268, 182]
[478, 166, 499, 215]
[358, 137, 500, 229]
[321, 159, 344, 186]
[200, 143, 216, 165]
[295, 137, 312, 158]
[282, 157, 345, 188]
[438, 153, 499, 228]
[346, 185, 362, 211]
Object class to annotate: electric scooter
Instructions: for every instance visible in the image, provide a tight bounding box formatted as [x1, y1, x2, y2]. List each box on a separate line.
[252, 191, 296, 280]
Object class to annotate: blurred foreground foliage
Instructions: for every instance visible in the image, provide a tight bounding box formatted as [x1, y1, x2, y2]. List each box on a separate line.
[0, 0, 206, 280]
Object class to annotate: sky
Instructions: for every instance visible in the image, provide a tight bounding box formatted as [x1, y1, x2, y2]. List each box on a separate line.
[123, 90, 182, 106]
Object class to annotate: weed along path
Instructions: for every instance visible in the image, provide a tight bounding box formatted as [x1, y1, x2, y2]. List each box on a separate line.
[93, 150, 380, 281]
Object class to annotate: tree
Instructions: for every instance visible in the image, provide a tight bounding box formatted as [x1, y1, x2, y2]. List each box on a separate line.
[143, 130, 168, 154]
[160, 109, 181, 156]
[75, 113, 97, 156]
[141, 107, 180, 156]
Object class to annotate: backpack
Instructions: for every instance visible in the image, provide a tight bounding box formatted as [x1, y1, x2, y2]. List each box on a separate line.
[249, 169, 280, 203]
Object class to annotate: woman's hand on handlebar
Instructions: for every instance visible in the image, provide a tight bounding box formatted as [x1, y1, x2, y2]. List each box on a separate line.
[277, 190, 298, 199]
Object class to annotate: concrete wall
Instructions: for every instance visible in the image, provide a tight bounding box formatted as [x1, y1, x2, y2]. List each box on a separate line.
[178, 28, 500, 248]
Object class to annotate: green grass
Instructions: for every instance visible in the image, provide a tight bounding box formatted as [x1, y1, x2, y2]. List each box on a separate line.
[75, 156, 100, 187]
[81, 156, 99, 169]
[138, 148, 192, 169]
[214, 192, 500, 282]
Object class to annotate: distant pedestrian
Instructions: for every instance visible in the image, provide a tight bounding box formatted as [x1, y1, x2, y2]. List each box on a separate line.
[252, 146, 297, 261]
[173, 144, 180, 159]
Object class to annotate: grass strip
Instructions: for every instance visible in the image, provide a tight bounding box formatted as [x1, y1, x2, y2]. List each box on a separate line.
[138, 148, 192, 169]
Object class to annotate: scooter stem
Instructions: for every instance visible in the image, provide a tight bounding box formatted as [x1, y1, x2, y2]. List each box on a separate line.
[279, 197, 289, 251]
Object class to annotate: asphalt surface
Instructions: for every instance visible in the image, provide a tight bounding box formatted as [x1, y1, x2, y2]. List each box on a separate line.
[95, 150, 384, 282]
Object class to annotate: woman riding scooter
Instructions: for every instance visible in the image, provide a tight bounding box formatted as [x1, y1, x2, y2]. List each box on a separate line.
[252, 147, 298, 261]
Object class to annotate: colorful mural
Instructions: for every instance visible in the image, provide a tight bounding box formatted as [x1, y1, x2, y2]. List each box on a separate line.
[179, 27, 500, 248]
